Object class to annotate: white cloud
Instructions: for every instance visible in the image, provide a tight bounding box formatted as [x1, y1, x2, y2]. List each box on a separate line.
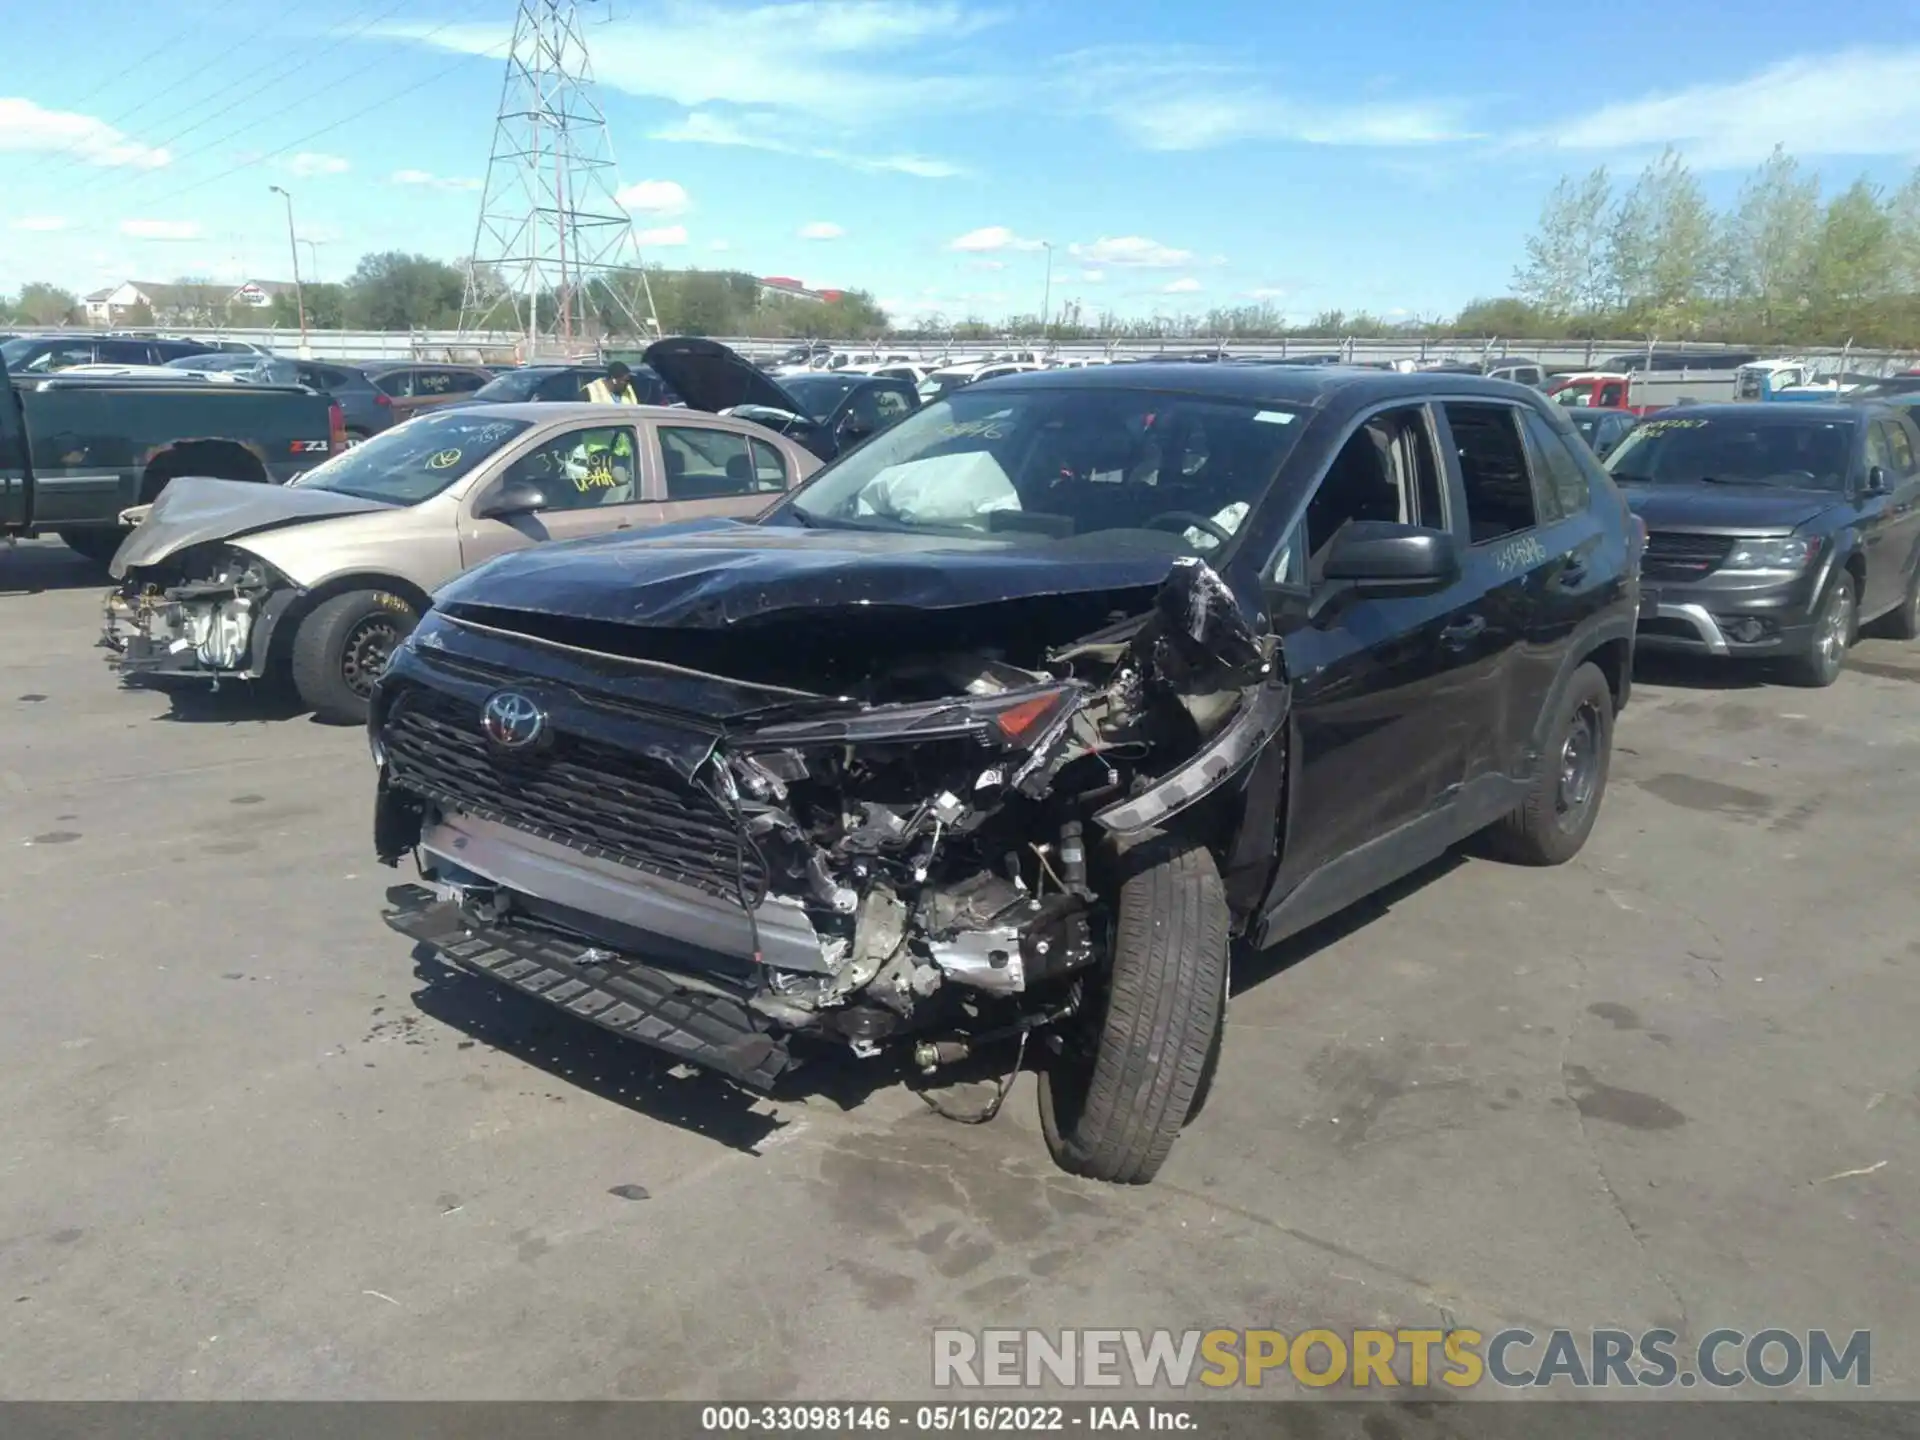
[0, 97, 172, 168]
[389, 168, 484, 191]
[799, 221, 845, 241]
[1541, 47, 1920, 169]
[287, 152, 349, 177]
[708, 239, 732, 252]
[383, 2, 1007, 121]
[966, 259, 1006, 271]
[616, 179, 690, 215]
[1163, 277, 1203, 294]
[650, 110, 962, 178]
[119, 219, 203, 241]
[11, 216, 67, 232]
[635, 224, 689, 247]
[1070, 236, 1194, 269]
[1055, 47, 1470, 152]
[1080, 269, 1104, 283]
[949, 225, 1043, 253]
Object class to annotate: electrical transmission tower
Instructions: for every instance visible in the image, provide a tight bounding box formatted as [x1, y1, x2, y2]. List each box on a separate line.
[460, 0, 660, 353]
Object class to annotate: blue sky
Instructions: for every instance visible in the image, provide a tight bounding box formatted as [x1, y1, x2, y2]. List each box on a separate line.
[5, 0, 1920, 326]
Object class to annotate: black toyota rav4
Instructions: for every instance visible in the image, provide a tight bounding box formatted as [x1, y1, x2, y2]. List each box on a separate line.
[370, 366, 1640, 1183]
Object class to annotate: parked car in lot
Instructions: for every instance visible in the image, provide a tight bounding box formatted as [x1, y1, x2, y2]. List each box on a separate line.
[918, 358, 1044, 402]
[454, 363, 677, 408]
[359, 362, 496, 423]
[1568, 407, 1638, 459]
[370, 365, 1638, 1184]
[1609, 404, 1920, 685]
[292, 361, 394, 445]
[164, 353, 302, 385]
[101, 403, 820, 723]
[0, 334, 224, 373]
[0, 347, 340, 562]
[644, 337, 919, 461]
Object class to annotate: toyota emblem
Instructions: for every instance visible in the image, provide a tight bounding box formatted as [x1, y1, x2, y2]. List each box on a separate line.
[481, 690, 547, 750]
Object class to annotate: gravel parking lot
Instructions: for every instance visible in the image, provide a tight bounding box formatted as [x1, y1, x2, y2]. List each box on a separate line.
[3, 535, 1916, 1402]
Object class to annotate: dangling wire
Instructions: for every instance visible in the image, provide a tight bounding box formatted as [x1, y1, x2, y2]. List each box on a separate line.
[917, 1028, 1031, 1125]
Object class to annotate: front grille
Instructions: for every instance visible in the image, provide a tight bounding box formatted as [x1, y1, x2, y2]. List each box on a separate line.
[382, 685, 765, 902]
[1642, 531, 1734, 582]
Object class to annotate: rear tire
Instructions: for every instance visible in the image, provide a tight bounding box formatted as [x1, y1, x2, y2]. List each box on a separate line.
[1484, 661, 1613, 866]
[1038, 841, 1229, 1185]
[1875, 565, 1920, 642]
[58, 528, 125, 566]
[289, 589, 417, 725]
[1783, 572, 1855, 687]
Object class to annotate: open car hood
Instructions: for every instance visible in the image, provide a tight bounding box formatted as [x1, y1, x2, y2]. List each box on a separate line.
[110, 475, 393, 577]
[432, 518, 1189, 629]
[641, 337, 805, 418]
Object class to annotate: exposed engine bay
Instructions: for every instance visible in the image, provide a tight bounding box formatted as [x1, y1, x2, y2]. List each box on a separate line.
[101, 543, 284, 681]
[377, 557, 1288, 1086]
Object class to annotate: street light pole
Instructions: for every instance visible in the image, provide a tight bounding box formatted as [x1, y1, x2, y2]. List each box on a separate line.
[1040, 241, 1054, 341]
[268, 184, 309, 354]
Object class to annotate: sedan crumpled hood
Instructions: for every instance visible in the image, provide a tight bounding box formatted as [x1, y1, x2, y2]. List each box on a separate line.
[433, 518, 1187, 628]
[1619, 483, 1842, 534]
[110, 475, 393, 577]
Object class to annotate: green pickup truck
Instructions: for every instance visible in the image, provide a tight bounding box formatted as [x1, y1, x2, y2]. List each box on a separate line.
[1, 348, 342, 561]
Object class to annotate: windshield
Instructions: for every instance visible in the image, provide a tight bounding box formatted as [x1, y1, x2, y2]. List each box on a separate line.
[778, 373, 860, 419]
[784, 386, 1304, 552]
[472, 369, 546, 401]
[1605, 415, 1854, 490]
[0, 338, 37, 367]
[293, 411, 532, 504]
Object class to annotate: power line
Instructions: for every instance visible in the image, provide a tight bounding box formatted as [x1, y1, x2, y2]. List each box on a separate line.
[13, 2, 392, 184]
[116, 39, 510, 215]
[61, 2, 497, 210]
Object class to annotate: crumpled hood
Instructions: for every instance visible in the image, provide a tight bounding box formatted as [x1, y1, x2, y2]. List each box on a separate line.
[111, 475, 394, 577]
[642, 337, 803, 417]
[433, 518, 1187, 628]
[1620, 483, 1841, 535]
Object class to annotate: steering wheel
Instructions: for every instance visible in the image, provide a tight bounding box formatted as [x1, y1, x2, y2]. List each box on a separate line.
[1143, 510, 1233, 546]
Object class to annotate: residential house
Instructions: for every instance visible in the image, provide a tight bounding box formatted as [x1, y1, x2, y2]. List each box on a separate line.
[80, 279, 296, 326]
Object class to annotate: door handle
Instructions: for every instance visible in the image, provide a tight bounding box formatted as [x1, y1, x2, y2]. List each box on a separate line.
[1440, 616, 1487, 649]
[1557, 556, 1588, 586]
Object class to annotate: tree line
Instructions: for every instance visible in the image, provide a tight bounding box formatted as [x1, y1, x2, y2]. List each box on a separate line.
[0, 252, 890, 341]
[8, 151, 1920, 347]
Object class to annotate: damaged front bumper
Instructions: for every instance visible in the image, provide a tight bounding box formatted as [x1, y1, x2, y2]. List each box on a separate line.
[101, 571, 292, 683]
[372, 555, 1288, 1084]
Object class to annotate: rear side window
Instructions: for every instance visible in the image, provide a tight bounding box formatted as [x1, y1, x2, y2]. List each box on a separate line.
[96, 340, 151, 363]
[750, 438, 789, 489]
[374, 370, 412, 398]
[1887, 420, 1918, 478]
[441, 369, 487, 394]
[660, 425, 782, 499]
[1520, 409, 1591, 522]
[1443, 403, 1538, 543]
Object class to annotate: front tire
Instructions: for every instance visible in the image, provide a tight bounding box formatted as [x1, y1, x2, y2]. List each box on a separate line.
[1783, 572, 1855, 687]
[1485, 660, 1613, 866]
[289, 589, 417, 725]
[1039, 841, 1229, 1185]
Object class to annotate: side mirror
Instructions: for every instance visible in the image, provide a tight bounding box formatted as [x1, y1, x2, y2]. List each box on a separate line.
[1864, 466, 1891, 497]
[1310, 521, 1460, 620]
[475, 477, 548, 519]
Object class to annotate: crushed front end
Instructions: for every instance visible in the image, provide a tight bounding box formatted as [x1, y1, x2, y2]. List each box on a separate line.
[102, 545, 293, 684]
[372, 559, 1285, 1090]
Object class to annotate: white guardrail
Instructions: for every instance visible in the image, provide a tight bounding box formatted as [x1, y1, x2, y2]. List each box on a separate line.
[46, 326, 1920, 375]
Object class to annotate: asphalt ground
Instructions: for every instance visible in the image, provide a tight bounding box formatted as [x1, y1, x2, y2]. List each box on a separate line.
[2, 536, 1916, 1408]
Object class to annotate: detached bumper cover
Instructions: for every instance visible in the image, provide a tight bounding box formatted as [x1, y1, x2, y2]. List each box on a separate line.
[384, 884, 790, 1089]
